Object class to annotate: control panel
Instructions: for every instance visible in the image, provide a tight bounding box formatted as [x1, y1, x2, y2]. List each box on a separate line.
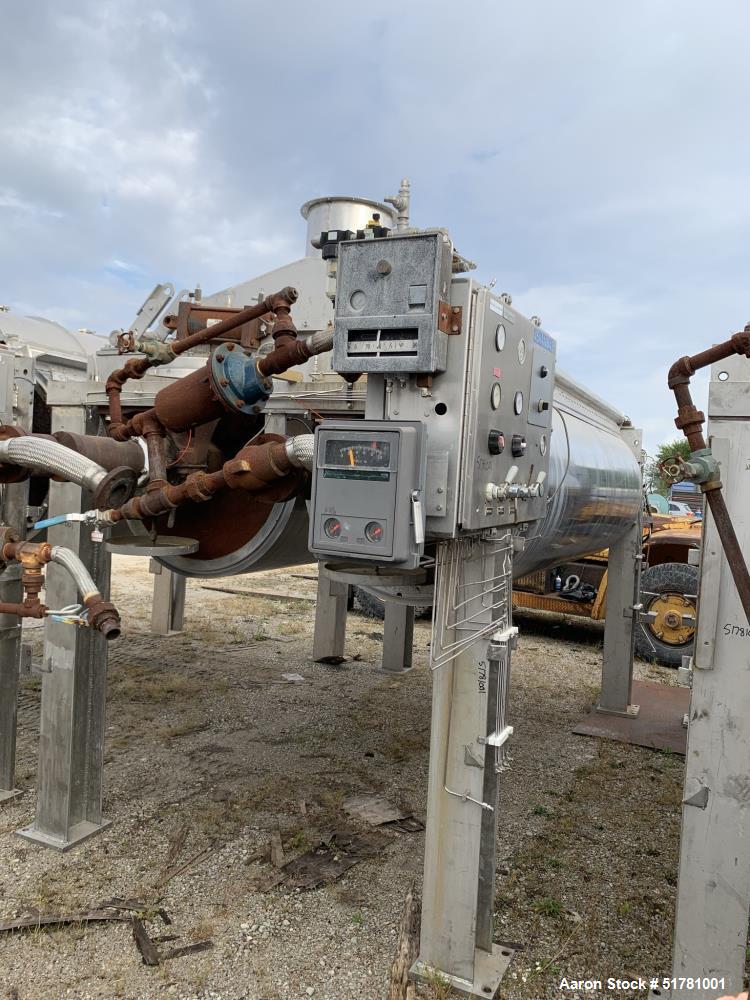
[309, 420, 426, 567]
[457, 288, 556, 530]
[332, 232, 454, 374]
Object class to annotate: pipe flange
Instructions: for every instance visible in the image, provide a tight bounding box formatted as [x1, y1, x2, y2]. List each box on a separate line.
[91, 466, 140, 509]
[0, 425, 29, 484]
[209, 348, 273, 416]
[84, 597, 121, 641]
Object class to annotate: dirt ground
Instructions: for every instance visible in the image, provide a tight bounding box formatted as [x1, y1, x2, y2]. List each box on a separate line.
[0, 556, 687, 1000]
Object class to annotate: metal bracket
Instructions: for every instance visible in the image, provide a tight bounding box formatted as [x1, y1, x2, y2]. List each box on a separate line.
[437, 301, 463, 335]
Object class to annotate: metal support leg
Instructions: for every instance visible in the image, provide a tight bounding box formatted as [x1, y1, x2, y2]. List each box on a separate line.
[597, 427, 643, 717]
[18, 405, 112, 850]
[150, 560, 186, 635]
[0, 359, 32, 804]
[313, 562, 349, 662]
[381, 602, 414, 674]
[412, 534, 516, 998]
[654, 359, 750, 999]
[0, 565, 23, 804]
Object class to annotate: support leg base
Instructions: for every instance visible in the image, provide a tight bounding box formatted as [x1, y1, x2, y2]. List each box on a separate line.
[17, 818, 111, 852]
[0, 788, 22, 806]
[410, 945, 515, 999]
[595, 702, 640, 719]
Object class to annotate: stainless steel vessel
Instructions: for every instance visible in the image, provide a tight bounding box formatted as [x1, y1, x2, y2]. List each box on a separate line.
[513, 371, 642, 577]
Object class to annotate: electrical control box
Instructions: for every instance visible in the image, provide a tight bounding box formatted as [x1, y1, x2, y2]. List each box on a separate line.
[457, 287, 556, 531]
[308, 420, 426, 567]
[332, 232, 454, 374]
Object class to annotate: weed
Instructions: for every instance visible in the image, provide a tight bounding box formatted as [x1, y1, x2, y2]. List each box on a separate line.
[532, 896, 564, 918]
[351, 911, 363, 927]
[532, 804, 552, 817]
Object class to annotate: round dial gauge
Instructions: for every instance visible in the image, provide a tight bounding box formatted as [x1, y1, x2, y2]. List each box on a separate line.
[324, 517, 342, 539]
[490, 383, 502, 410]
[495, 324, 506, 351]
[540, 434, 547, 456]
[517, 338, 526, 364]
[365, 521, 384, 543]
[513, 390, 524, 415]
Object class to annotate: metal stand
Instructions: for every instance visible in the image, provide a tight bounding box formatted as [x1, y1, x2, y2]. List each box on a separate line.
[150, 560, 186, 635]
[312, 563, 349, 662]
[597, 426, 643, 717]
[412, 533, 516, 998]
[653, 357, 750, 999]
[18, 401, 112, 850]
[0, 354, 33, 804]
[382, 602, 414, 674]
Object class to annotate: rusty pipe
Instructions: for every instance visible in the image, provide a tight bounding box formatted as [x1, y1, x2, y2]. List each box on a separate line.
[257, 328, 334, 379]
[170, 287, 298, 358]
[668, 327, 750, 624]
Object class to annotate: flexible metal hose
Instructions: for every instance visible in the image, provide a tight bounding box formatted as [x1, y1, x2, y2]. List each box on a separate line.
[284, 434, 315, 470]
[0, 437, 107, 492]
[50, 546, 101, 602]
[306, 329, 334, 356]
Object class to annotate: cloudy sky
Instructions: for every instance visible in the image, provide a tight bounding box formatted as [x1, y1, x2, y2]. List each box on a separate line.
[1, 1, 748, 451]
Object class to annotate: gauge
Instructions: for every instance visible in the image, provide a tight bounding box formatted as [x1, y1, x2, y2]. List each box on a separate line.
[324, 517, 342, 539]
[495, 324, 506, 351]
[364, 521, 384, 543]
[324, 438, 391, 469]
[540, 434, 547, 456]
[514, 390, 524, 415]
[490, 383, 502, 410]
[517, 338, 526, 364]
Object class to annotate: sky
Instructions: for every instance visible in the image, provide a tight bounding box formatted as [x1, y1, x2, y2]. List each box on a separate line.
[1, 0, 748, 452]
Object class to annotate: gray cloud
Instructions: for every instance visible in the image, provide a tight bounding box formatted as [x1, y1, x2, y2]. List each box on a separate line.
[1, 0, 749, 450]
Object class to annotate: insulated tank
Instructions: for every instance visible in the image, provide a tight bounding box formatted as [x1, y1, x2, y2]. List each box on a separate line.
[513, 371, 642, 578]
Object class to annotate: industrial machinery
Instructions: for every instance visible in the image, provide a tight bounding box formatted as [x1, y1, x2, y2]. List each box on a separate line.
[0, 184, 648, 997]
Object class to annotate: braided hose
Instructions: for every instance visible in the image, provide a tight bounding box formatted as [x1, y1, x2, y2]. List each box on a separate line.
[284, 434, 315, 470]
[50, 546, 100, 601]
[306, 329, 334, 356]
[0, 437, 107, 492]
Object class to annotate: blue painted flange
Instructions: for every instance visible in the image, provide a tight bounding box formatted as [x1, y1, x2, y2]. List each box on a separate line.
[210, 345, 272, 415]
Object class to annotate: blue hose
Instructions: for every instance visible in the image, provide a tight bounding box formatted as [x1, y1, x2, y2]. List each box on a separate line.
[33, 514, 71, 530]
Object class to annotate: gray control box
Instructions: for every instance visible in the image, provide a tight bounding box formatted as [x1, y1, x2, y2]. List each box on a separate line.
[458, 289, 556, 531]
[333, 232, 454, 374]
[309, 420, 426, 567]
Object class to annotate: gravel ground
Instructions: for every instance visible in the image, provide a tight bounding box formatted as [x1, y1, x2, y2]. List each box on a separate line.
[0, 556, 685, 1000]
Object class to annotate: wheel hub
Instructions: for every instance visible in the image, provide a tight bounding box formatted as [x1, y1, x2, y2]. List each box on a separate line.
[649, 592, 695, 645]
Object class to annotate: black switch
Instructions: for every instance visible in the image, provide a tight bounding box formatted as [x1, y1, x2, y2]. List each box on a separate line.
[539, 365, 549, 378]
[511, 434, 527, 458]
[488, 430, 505, 455]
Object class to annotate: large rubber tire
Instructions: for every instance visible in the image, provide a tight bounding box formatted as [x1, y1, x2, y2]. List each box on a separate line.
[634, 562, 698, 667]
[353, 586, 432, 620]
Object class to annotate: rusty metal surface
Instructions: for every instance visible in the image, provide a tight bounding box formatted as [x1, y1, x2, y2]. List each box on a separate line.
[668, 328, 750, 624]
[437, 301, 462, 335]
[512, 589, 594, 617]
[573, 679, 689, 754]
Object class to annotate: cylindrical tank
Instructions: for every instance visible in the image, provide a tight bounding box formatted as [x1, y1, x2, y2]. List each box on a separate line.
[513, 371, 642, 578]
[0, 312, 106, 376]
[300, 197, 396, 256]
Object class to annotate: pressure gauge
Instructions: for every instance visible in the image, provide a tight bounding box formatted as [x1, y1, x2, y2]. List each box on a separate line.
[514, 390, 524, 415]
[540, 434, 547, 456]
[517, 338, 526, 364]
[364, 521, 384, 543]
[490, 383, 502, 410]
[324, 517, 342, 539]
[495, 324, 506, 351]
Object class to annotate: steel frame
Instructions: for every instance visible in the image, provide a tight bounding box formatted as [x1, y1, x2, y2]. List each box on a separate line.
[17, 394, 112, 850]
[652, 355, 750, 999]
